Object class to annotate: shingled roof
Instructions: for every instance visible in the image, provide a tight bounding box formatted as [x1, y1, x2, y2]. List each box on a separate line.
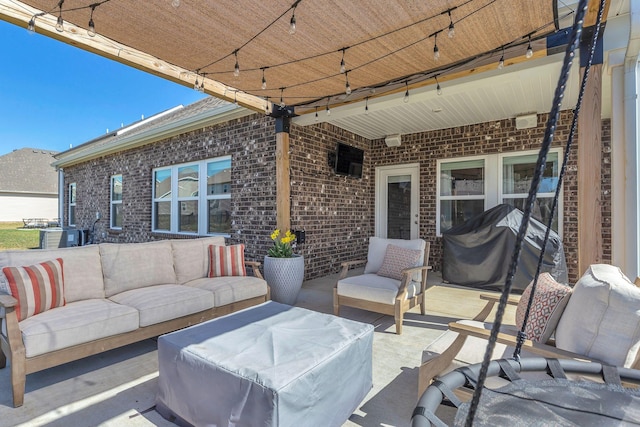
[0, 148, 58, 195]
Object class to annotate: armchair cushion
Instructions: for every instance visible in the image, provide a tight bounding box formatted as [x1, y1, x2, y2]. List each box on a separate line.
[515, 272, 572, 343]
[377, 244, 423, 280]
[555, 264, 640, 368]
[337, 273, 419, 305]
[364, 237, 426, 280]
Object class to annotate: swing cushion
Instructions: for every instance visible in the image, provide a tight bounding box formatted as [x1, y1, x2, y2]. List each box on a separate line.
[555, 264, 640, 368]
[515, 273, 572, 343]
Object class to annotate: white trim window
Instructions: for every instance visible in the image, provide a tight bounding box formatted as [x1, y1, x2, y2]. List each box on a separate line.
[110, 175, 123, 229]
[68, 182, 76, 226]
[437, 148, 562, 236]
[152, 156, 231, 235]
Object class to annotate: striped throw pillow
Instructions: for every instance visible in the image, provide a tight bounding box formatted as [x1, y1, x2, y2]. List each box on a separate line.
[208, 245, 247, 277]
[2, 258, 65, 321]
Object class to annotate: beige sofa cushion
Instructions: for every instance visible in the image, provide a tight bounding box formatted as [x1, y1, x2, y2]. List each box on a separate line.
[171, 237, 226, 284]
[19, 299, 139, 358]
[337, 273, 420, 305]
[0, 245, 105, 302]
[109, 284, 214, 327]
[555, 264, 640, 368]
[185, 276, 267, 307]
[100, 240, 177, 297]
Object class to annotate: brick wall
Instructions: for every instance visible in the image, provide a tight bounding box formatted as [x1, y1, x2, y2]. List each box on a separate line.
[62, 110, 611, 284]
[62, 114, 279, 264]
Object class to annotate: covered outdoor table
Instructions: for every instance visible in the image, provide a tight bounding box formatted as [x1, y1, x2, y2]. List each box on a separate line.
[155, 301, 374, 427]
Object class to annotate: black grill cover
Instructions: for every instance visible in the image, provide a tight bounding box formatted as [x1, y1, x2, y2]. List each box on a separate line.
[442, 204, 568, 291]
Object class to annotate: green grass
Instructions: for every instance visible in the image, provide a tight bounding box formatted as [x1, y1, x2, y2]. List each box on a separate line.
[0, 222, 40, 250]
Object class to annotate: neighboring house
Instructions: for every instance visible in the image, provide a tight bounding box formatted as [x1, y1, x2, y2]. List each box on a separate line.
[0, 148, 59, 222]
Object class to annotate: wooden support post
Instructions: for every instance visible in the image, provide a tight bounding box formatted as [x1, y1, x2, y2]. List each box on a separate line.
[577, 16, 606, 275]
[275, 117, 291, 233]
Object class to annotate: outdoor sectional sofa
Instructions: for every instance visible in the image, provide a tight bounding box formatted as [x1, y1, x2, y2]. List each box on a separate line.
[0, 236, 269, 407]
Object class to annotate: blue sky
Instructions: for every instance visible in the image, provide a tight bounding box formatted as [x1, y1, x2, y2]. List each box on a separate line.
[0, 20, 207, 157]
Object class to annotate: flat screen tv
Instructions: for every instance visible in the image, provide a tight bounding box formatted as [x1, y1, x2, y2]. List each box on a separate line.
[334, 143, 364, 178]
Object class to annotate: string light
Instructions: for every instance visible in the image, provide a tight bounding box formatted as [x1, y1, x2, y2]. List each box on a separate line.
[315, 106, 319, 121]
[234, 91, 238, 105]
[27, 15, 38, 32]
[233, 50, 240, 77]
[340, 48, 347, 74]
[326, 99, 331, 116]
[55, 0, 64, 32]
[194, 74, 200, 91]
[526, 35, 533, 58]
[345, 71, 352, 95]
[289, 2, 298, 35]
[261, 67, 267, 90]
[279, 88, 286, 107]
[403, 82, 410, 103]
[447, 10, 455, 38]
[87, 4, 97, 37]
[498, 45, 505, 69]
[435, 76, 442, 96]
[433, 32, 440, 61]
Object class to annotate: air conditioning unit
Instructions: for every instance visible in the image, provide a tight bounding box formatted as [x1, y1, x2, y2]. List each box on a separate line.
[39, 229, 65, 249]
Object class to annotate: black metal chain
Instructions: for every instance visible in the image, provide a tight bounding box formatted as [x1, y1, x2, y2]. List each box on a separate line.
[464, 0, 591, 425]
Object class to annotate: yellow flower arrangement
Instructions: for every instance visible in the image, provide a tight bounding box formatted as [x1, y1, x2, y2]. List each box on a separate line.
[268, 229, 297, 258]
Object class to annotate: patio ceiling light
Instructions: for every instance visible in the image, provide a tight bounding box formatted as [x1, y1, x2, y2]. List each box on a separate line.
[403, 82, 410, 103]
[345, 71, 351, 95]
[233, 50, 240, 77]
[340, 48, 347, 74]
[261, 67, 267, 90]
[498, 46, 505, 69]
[87, 4, 96, 37]
[526, 35, 534, 58]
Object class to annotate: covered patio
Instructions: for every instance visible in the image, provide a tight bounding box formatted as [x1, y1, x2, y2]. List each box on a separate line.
[0, 271, 515, 426]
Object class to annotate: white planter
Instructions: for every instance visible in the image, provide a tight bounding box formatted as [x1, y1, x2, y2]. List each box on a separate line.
[264, 255, 305, 305]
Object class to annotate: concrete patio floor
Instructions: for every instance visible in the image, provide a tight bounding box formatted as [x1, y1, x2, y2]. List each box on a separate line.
[0, 270, 510, 427]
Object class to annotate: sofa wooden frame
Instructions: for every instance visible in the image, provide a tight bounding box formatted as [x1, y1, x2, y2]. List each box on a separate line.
[0, 261, 269, 408]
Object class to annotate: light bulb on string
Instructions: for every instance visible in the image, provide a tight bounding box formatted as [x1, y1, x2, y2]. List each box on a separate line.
[365, 97, 369, 115]
[279, 88, 285, 108]
[261, 68, 267, 90]
[433, 33, 440, 61]
[56, 15, 64, 32]
[498, 46, 505, 69]
[403, 82, 410, 103]
[526, 35, 533, 59]
[27, 16, 36, 32]
[435, 76, 442, 96]
[194, 75, 200, 91]
[233, 51, 240, 77]
[289, 3, 297, 35]
[55, 0, 64, 32]
[315, 106, 319, 121]
[234, 92, 238, 105]
[87, 5, 96, 37]
[340, 48, 346, 74]
[345, 72, 352, 95]
[200, 78, 205, 92]
[447, 11, 455, 38]
[326, 99, 331, 116]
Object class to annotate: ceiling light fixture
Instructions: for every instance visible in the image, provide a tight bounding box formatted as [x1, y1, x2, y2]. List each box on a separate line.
[340, 48, 347, 74]
[447, 10, 455, 38]
[326, 99, 331, 116]
[498, 45, 505, 69]
[261, 67, 267, 90]
[403, 82, 410, 103]
[435, 76, 442, 96]
[289, 2, 298, 35]
[279, 88, 285, 107]
[345, 71, 352, 95]
[365, 97, 369, 114]
[433, 32, 440, 61]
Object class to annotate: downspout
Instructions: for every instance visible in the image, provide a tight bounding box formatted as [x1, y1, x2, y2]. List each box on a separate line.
[57, 168, 64, 226]
[623, 2, 640, 278]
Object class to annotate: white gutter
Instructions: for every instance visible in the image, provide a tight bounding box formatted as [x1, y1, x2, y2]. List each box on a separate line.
[58, 168, 64, 224]
[52, 104, 253, 168]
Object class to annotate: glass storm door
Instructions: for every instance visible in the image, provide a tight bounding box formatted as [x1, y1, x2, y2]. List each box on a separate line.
[375, 164, 420, 239]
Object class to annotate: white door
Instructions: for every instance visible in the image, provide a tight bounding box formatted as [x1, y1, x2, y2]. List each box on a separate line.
[375, 164, 420, 239]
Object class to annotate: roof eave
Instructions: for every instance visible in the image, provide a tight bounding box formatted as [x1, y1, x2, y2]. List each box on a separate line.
[52, 104, 255, 168]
